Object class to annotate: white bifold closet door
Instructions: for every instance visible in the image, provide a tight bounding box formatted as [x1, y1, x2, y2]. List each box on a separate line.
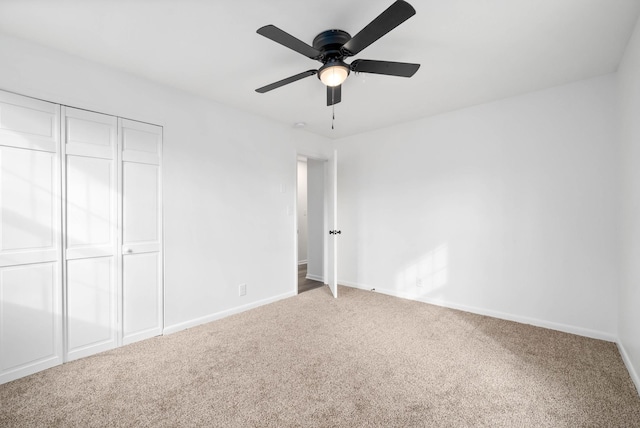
[0, 91, 63, 384]
[120, 119, 163, 345]
[0, 90, 163, 383]
[62, 107, 118, 361]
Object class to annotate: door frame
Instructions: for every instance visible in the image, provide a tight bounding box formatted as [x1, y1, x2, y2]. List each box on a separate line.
[294, 151, 330, 295]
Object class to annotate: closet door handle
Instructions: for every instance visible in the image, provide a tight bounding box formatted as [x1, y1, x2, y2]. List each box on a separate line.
[126, 248, 133, 254]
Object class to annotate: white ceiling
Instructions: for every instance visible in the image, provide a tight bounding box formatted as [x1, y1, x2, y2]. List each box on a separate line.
[1, 0, 639, 139]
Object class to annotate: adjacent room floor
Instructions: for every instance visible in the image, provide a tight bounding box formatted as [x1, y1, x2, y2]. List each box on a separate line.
[298, 263, 323, 294]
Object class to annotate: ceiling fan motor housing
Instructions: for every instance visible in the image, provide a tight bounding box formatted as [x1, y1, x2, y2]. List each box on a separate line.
[312, 29, 352, 61]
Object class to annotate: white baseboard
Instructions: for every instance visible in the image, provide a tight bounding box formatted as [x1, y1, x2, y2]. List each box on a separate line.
[163, 290, 296, 335]
[298, 260, 307, 266]
[618, 342, 640, 396]
[339, 280, 616, 342]
[0, 355, 62, 385]
[341, 280, 376, 292]
[306, 273, 323, 282]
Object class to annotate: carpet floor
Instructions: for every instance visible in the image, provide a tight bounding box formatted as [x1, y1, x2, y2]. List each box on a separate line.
[1, 286, 639, 427]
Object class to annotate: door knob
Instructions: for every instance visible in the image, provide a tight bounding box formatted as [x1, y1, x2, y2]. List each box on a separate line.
[126, 248, 133, 254]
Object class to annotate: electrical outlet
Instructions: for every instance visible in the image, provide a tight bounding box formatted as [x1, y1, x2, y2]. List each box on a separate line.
[416, 278, 423, 287]
[239, 283, 247, 296]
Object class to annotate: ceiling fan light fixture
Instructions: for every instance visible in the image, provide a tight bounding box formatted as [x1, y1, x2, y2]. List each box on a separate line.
[319, 63, 350, 87]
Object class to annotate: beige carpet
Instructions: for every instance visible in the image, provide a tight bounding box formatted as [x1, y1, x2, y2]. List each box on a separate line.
[1, 286, 639, 427]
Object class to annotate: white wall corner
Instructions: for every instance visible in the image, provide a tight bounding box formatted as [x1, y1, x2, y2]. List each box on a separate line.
[618, 342, 640, 396]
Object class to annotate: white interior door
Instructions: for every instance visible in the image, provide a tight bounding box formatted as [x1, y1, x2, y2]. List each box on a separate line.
[120, 118, 163, 345]
[62, 107, 118, 361]
[326, 150, 338, 298]
[0, 91, 63, 383]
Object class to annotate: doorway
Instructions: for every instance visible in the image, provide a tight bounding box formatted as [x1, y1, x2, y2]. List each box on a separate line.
[297, 156, 324, 294]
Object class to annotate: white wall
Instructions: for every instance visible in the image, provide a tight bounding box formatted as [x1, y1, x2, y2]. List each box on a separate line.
[618, 14, 640, 392]
[307, 158, 325, 280]
[337, 75, 619, 340]
[0, 33, 331, 332]
[297, 160, 308, 264]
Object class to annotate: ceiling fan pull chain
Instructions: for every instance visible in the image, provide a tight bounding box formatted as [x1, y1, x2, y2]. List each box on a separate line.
[331, 87, 335, 130]
[332, 102, 335, 130]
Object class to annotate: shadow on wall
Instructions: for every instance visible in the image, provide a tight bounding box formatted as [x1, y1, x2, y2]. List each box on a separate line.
[394, 243, 449, 300]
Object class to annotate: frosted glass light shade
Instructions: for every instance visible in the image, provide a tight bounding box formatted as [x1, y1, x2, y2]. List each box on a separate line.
[319, 65, 349, 87]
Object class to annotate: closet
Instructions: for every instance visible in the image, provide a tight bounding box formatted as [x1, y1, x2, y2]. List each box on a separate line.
[0, 90, 163, 384]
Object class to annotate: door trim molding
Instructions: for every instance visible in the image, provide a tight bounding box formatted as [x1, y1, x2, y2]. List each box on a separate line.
[294, 152, 329, 296]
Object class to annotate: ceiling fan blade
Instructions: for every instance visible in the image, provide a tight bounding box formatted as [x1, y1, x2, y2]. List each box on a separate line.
[341, 0, 416, 57]
[327, 85, 342, 106]
[351, 60, 420, 77]
[257, 25, 321, 59]
[256, 70, 318, 93]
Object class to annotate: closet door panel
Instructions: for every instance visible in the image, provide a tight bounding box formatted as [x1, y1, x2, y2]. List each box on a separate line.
[121, 121, 161, 165]
[0, 91, 62, 384]
[0, 147, 58, 267]
[0, 91, 58, 152]
[123, 162, 160, 248]
[65, 115, 113, 158]
[62, 107, 117, 361]
[66, 257, 115, 359]
[0, 264, 59, 373]
[122, 252, 160, 340]
[65, 156, 113, 257]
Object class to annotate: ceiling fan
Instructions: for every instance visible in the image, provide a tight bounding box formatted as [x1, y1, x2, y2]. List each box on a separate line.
[255, 0, 420, 106]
